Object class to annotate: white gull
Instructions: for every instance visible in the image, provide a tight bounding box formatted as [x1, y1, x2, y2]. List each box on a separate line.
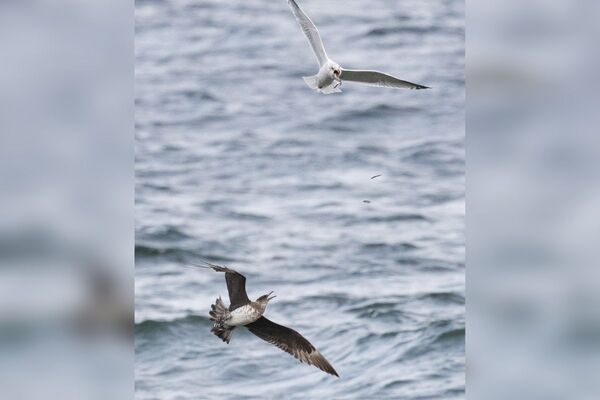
[287, 0, 430, 94]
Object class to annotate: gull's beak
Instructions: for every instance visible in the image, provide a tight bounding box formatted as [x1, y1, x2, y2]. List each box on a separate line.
[267, 291, 276, 301]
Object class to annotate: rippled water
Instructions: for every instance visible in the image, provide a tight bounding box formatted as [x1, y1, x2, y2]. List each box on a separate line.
[135, 0, 464, 398]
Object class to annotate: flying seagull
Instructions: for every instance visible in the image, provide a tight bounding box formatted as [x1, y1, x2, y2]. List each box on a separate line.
[286, 0, 429, 94]
[194, 261, 339, 377]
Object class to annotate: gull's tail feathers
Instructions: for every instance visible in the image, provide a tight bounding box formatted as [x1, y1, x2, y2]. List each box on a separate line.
[320, 83, 342, 94]
[302, 75, 320, 90]
[303, 75, 342, 94]
[209, 296, 234, 343]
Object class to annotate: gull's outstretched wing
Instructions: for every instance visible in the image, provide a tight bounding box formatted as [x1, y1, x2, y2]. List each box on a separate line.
[195, 261, 250, 311]
[341, 69, 430, 90]
[245, 316, 339, 377]
[287, 0, 329, 67]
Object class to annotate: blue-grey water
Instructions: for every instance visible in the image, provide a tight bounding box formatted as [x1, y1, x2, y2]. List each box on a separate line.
[135, 0, 464, 398]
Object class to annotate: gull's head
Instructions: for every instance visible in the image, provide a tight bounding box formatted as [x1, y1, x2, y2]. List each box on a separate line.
[329, 64, 342, 81]
[256, 291, 276, 311]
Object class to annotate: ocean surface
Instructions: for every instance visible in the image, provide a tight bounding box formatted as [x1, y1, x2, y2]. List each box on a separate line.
[135, 0, 464, 398]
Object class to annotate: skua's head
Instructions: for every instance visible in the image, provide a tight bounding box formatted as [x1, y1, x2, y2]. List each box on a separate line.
[256, 291, 276, 311]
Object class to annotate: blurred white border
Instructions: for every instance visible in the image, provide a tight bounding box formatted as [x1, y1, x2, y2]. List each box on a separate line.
[0, 1, 133, 399]
[468, 0, 600, 399]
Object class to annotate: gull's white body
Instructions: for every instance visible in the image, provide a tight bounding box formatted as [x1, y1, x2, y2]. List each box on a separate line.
[287, 0, 429, 94]
[304, 60, 343, 94]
